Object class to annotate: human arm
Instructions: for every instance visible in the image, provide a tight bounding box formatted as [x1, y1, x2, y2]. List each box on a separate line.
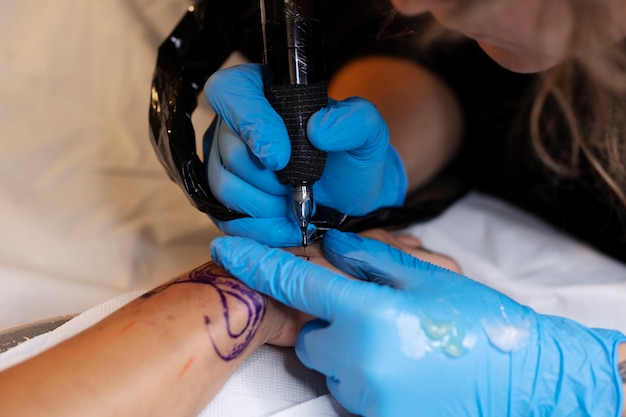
[0, 261, 302, 417]
[210, 229, 626, 417]
[328, 55, 463, 194]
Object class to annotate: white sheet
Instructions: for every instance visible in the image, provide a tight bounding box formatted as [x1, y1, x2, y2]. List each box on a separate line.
[406, 193, 626, 334]
[1, 1, 626, 416]
[2, 191, 626, 417]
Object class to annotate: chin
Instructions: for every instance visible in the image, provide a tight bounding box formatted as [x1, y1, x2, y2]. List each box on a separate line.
[389, 0, 424, 15]
[477, 42, 559, 74]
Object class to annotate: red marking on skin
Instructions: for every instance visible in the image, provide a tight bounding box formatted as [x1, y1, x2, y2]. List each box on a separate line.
[178, 356, 196, 379]
[119, 320, 137, 335]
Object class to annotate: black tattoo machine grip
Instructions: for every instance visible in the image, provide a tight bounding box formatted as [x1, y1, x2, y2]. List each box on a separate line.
[261, 0, 328, 245]
[264, 82, 328, 184]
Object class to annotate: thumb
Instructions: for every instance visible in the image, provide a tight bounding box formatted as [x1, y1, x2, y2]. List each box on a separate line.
[308, 96, 389, 158]
[210, 236, 371, 321]
[322, 229, 456, 290]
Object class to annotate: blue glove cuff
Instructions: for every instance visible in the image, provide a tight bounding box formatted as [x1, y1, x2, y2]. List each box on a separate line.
[592, 328, 626, 417]
[514, 315, 626, 417]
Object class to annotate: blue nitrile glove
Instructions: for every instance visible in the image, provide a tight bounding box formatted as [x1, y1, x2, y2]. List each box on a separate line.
[203, 63, 407, 247]
[210, 229, 625, 417]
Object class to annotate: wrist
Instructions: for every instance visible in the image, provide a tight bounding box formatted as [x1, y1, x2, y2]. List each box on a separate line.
[262, 298, 313, 347]
[172, 261, 306, 349]
[186, 262, 270, 359]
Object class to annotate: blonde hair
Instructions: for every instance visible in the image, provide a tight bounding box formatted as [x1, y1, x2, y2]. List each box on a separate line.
[385, 0, 626, 207]
[532, 1, 626, 207]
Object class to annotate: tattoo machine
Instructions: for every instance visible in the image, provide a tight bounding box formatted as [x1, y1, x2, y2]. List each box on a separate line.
[149, 1, 456, 244]
[261, 0, 329, 247]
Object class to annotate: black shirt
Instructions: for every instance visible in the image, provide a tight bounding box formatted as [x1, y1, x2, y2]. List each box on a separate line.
[324, 1, 626, 263]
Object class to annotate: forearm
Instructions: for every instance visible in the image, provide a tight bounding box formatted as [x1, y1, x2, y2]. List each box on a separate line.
[328, 55, 463, 194]
[0, 261, 279, 417]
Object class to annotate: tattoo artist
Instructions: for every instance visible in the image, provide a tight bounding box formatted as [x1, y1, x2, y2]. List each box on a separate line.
[205, 0, 626, 415]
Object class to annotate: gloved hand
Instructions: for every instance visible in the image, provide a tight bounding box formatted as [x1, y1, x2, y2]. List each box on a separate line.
[203, 64, 407, 247]
[210, 229, 625, 417]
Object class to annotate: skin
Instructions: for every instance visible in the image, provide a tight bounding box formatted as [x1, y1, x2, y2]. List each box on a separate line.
[328, 56, 464, 193]
[0, 229, 458, 417]
[328, 0, 586, 194]
[392, 0, 574, 73]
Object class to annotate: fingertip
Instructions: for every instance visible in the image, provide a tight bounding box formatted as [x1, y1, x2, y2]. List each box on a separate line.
[321, 228, 362, 251]
[209, 234, 226, 253]
[244, 122, 291, 170]
[307, 96, 388, 152]
[321, 230, 372, 281]
[322, 228, 365, 253]
[204, 63, 263, 97]
[209, 235, 241, 269]
[323, 228, 464, 289]
[295, 319, 330, 369]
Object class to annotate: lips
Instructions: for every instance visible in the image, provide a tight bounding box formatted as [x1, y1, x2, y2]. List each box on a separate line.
[465, 32, 526, 52]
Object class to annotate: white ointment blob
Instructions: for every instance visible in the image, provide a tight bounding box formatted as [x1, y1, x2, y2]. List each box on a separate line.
[395, 313, 474, 359]
[462, 333, 477, 350]
[396, 313, 432, 360]
[482, 319, 531, 352]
